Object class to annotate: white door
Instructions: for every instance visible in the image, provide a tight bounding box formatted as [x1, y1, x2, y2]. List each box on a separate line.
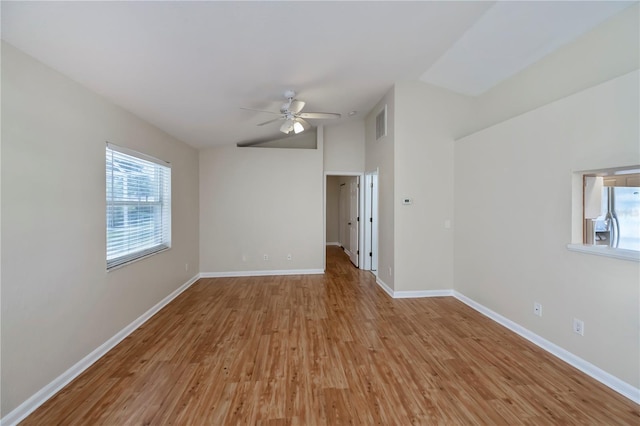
[370, 174, 378, 272]
[348, 177, 359, 266]
[338, 183, 348, 249]
[364, 172, 378, 273]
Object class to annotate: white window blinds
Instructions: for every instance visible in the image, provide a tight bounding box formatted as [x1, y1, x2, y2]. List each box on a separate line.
[106, 144, 171, 270]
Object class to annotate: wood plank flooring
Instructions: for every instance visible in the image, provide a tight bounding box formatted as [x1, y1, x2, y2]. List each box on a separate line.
[21, 246, 639, 424]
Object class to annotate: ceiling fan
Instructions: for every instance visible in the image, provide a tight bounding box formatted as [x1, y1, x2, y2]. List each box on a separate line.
[242, 90, 341, 135]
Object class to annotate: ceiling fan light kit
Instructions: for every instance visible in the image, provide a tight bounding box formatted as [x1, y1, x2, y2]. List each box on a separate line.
[278, 118, 305, 135]
[280, 119, 294, 134]
[243, 90, 341, 135]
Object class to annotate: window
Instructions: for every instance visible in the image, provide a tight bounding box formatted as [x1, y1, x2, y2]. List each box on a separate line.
[583, 169, 639, 251]
[106, 143, 171, 270]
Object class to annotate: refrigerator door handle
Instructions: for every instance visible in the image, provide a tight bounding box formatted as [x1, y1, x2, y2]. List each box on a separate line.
[604, 211, 614, 247]
[604, 187, 619, 248]
[612, 212, 620, 248]
[610, 187, 620, 248]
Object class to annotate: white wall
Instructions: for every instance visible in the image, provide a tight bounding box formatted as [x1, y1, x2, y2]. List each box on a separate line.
[394, 81, 472, 292]
[199, 143, 324, 273]
[454, 71, 640, 388]
[365, 90, 395, 288]
[1, 43, 200, 416]
[324, 119, 365, 172]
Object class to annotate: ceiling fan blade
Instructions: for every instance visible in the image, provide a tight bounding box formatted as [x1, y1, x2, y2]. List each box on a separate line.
[298, 112, 341, 119]
[240, 107, 281, 115]
[288, 100, 306, 114]
[257, 117, 283, 126]
[296, 118, 311, 130]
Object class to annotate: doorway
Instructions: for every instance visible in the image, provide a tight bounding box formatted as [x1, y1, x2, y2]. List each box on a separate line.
[324, 173, 364, 269]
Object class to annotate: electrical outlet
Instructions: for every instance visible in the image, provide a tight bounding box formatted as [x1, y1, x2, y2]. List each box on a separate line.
[185, 263, 189, 272]
[287, 254, 292, 261]
[533, 302, 542, 317]
[263, 254, 269, 261]
[388, 266, 392, 276]
[242, 254, 247, 262]
[573, 318, 584, 336]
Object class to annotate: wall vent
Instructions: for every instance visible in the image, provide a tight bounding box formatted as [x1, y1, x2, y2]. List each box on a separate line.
[375, 105, 387, 140]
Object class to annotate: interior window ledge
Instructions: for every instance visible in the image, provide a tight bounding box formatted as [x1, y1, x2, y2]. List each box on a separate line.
[567, 244, 640, 262]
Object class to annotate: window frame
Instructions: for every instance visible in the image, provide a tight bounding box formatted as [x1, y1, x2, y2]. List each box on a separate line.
[106, 143, 171, 270]
[567, 166, 639, 262]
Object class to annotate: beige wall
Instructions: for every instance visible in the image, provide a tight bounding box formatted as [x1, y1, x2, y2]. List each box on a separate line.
[454, 71, 640, 388]
[365, 90, 395, 288]
[248, 129, 317, 149]
[394, 81, 472, 292]
[323, 120, 365, 172]
[325, 176, 340, 244]
[324, 120, 365, 256]
[1, 43, 200, 416]
[199, 143, 324, 272]
[458, 4, 639, 139]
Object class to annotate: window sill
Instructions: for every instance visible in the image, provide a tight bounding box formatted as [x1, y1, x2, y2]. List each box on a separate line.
[566, 244, 640, 262]
[107, 246, 171, 271]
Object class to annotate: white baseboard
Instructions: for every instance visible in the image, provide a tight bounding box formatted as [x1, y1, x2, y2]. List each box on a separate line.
[0, 274, 201, 426]
[393, 289, 454, 298]
[326, 242, 340, 246]
[453, 291, 640, 405]
[375, 277, 394, 298]
[374, 278, 452, 299]
[200, 269, 324, 278]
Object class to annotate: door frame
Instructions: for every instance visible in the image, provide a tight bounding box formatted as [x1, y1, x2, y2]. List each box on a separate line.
[324, 171, 365, 271]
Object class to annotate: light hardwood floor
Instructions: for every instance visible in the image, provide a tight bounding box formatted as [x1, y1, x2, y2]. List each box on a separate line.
[22, 246, 639, 425]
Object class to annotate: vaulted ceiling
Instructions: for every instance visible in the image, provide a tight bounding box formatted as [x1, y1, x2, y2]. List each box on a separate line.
[1, 1, 634, 148]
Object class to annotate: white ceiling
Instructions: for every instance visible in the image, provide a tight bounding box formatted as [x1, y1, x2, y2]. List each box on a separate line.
[1, 1, 634, 148]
